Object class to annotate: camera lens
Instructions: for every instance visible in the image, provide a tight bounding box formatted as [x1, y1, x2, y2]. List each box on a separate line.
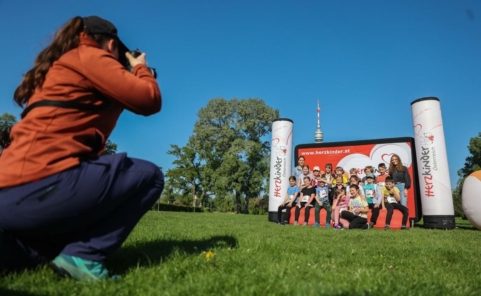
[130, 50, 142, 58]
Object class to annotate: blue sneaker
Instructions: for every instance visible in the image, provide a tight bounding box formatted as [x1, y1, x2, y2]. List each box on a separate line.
[51, 254, 115, 281]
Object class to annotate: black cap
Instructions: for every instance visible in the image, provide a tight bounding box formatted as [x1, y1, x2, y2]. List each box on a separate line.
[82, 16, 129, 54]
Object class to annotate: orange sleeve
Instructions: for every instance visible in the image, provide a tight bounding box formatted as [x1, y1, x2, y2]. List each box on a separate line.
[79, 47, 161, 115]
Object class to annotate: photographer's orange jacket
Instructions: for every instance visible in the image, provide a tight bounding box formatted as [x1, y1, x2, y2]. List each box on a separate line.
[0, 34, 161, 188]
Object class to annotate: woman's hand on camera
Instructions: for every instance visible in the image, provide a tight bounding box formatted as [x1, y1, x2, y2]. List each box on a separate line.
[125, 51, 146, 68]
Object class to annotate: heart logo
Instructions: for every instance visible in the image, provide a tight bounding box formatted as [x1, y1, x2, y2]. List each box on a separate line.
[426, 133, 435, 143]
[414, 124, 423, 136]
[381, 153, 393, 163]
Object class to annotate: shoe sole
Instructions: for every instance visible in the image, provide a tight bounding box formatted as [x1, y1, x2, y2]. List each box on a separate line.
[51, 256, 103, 281]
[49, 262, 71, 278]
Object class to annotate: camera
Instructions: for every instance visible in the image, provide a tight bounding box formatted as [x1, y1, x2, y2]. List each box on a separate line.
[130, 49, 143, 58]
[120, 49, 157, 79]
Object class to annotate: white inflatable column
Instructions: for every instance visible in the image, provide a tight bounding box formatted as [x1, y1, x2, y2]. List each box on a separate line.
[411, 97, 455, 229]
[268, 118, 293, 222]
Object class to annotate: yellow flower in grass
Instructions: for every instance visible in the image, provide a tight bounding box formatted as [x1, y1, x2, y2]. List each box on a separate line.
[201, 250, 216, 262]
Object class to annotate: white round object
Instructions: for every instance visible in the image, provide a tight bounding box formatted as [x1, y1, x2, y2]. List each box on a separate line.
[462, 170, 481, 230]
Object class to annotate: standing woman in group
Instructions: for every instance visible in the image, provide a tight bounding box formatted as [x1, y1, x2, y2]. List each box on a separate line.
[388, 154, 411, 207]
[294, 156, 306, 180]
[0, 16, 162, 280]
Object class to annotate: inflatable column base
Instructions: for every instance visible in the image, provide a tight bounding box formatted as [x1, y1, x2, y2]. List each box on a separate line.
[423, 215, 455, 229]
[268, 212, 279, 223]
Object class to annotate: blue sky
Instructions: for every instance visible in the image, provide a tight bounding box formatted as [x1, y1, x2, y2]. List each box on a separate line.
[1, 0, 480, 187]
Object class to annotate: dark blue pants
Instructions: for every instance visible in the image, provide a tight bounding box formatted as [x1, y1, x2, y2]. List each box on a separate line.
[294, 203, 310, 223]
[0, 153, 164, 270]
[385, 202, 409, 226]
[340, 211, 368, 229]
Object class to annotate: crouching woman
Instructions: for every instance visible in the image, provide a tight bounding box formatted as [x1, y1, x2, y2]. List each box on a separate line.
[0, 16, 163, 280]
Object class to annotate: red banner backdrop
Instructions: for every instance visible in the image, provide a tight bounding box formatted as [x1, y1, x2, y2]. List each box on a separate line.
[295, 137, 420, 221]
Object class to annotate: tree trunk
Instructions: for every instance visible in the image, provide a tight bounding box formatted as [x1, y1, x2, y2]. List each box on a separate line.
[235, 192, 242, 214]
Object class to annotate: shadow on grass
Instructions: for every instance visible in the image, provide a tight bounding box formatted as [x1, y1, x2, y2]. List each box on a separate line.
[0, 287, 45, 296]
[414, 220, 478, 231]
[109, 235, 238, 273]
[413, 224, 479, 231]
[454, 225, 478, 230]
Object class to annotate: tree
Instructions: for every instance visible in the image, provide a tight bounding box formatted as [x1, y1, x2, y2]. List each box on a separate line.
[453, 132, 481, 217]
[103, 139, 118, 155]
[158, 178, 177, 205]
[166, 98, 278, 213]
[458, 132, 481, 177]
[0, 113, 17, 152]
[166, 144, 207, 206]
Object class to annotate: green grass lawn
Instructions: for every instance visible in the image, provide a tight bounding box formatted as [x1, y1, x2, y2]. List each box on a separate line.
[1, 212, 480, 296]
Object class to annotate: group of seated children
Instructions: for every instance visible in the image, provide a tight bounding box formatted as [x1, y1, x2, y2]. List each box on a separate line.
[277, 161, 409, 230]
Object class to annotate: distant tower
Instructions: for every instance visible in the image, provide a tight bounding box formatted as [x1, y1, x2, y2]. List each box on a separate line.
[314, 100, 324, 143]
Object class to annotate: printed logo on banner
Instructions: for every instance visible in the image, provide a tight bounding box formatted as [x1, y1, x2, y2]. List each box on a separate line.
[415, 123, 436, 198]
[272, 137, 282, 198]
[326, 143, 412, 179]
[271, 133, 291, 199]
